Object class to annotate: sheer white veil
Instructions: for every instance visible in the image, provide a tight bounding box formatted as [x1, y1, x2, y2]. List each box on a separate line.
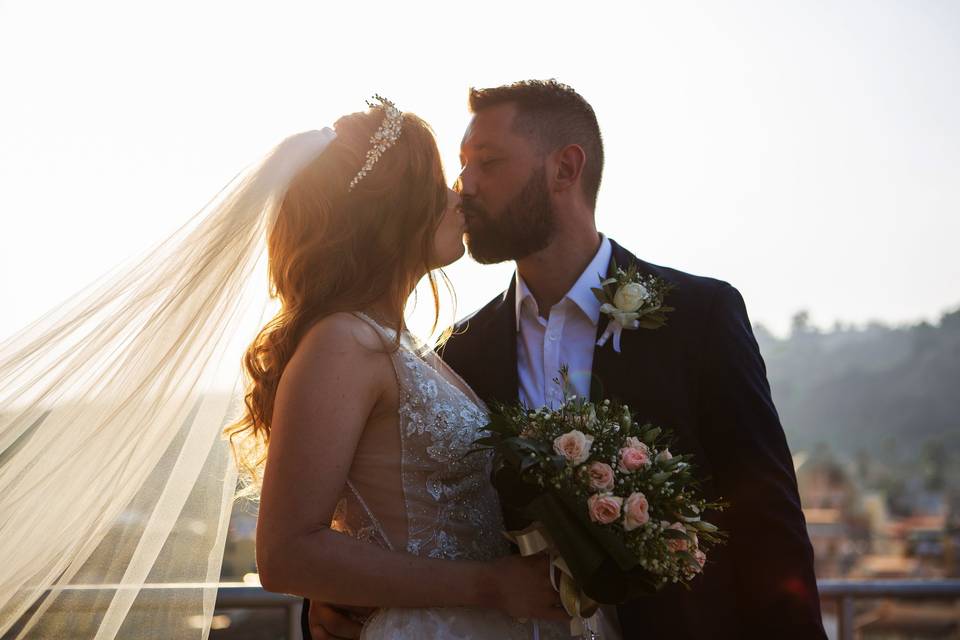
[0, 127, 337, 639]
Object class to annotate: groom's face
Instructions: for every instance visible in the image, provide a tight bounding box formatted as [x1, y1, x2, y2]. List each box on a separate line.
[457, 103, 556, 264]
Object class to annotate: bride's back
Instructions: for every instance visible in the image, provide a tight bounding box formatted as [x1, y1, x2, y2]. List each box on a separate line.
[321, 311, 509, 562]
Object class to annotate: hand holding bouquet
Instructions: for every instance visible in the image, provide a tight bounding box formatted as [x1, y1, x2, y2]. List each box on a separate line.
[473, 369, 726, 632]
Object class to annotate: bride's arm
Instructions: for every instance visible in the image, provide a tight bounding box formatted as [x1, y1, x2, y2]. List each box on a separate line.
[254, 313, 560, 618]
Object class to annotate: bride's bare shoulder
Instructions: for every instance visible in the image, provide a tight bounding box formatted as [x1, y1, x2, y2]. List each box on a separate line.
[278, 312, 391, 403]
[298, 312, 385, 355]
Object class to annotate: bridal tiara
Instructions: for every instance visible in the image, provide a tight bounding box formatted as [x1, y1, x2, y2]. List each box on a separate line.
[348, 94, 403, 191]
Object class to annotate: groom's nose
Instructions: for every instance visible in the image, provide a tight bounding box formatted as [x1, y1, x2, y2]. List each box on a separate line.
[455, 167, 476, 198]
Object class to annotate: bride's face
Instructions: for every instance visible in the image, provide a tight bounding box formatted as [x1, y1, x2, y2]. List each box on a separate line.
[429, 187, 466, 268]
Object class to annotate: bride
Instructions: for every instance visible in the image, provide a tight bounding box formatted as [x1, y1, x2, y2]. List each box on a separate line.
[0, 98, 569, 639]
[233, 103, 574, 637]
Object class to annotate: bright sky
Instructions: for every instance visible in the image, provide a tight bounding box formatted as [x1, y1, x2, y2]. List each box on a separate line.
[1, 0, 958, 340]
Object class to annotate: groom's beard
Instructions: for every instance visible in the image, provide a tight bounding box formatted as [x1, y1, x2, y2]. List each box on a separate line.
[463, 165, 556, 264]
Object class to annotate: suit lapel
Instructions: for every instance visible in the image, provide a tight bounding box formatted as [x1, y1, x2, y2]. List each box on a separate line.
[590, 240, 648, 404]
[482, 276, 521, 407]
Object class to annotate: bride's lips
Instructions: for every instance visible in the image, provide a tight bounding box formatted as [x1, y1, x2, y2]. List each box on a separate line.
[460, 208, 474, 232]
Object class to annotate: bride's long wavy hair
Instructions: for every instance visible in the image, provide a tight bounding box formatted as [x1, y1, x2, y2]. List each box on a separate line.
[225, 108, 452, 494]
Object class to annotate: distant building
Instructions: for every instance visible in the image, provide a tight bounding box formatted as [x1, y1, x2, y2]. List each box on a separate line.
[795, 445, 869, 577]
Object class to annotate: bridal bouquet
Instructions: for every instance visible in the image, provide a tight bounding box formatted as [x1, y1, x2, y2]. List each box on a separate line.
[473, 371, 726, 621]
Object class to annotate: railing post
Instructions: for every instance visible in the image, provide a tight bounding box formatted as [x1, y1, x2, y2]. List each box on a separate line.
[837, 595, 854, 640]
[288, 599, 303, 640]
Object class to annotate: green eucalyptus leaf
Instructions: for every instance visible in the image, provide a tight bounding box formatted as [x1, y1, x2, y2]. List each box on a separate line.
[607, 256, 618, 277]
[520, 456, 541, 473]
[642, 427, 661, 442]
[676, 550, 700, 568]
[651, 471, 672, 485]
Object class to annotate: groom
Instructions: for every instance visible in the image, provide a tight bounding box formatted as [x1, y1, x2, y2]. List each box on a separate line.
[306, 80, 826, 639]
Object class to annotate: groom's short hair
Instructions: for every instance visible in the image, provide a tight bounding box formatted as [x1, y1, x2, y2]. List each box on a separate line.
[468, 79, 604, 209]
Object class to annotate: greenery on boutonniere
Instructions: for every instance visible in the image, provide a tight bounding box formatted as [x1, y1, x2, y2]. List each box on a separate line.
[593, 258, 676, 351]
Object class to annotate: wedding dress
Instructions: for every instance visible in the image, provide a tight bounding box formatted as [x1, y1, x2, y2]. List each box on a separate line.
[331, 313, 572, 640]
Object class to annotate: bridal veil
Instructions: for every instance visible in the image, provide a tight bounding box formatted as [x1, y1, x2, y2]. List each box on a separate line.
[0, 128, 337, 638]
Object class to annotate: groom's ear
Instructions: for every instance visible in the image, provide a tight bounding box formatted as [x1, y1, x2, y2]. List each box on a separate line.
[550, 143, 587, 194]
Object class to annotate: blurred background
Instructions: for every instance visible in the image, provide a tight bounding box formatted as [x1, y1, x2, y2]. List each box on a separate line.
[2, 0, 958, 637]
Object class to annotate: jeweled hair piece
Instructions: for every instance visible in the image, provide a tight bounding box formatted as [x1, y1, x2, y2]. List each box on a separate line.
[348, 94, 403, 191]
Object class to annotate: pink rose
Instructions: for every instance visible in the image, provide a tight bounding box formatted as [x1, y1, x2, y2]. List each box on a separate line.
[665, 521, 690, 552]
[624, 436, 644, 449]
[618, 443, 651, 472]
[693, 549, 707, 572]
[586, 462, 615, 492]
[587, 494, 623, 525]
[553, 429, 594, 465]
[622, 492, 650, 531]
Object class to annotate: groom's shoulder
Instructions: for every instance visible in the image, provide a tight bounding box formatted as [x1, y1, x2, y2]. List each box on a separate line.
[610, 235, 751, 326]
[630, 255, 735, 314]
[448, 291, 507, 340]
[440, 289, 511, 363]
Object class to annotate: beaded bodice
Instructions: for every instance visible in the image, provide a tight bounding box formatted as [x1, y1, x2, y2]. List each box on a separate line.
[330, 314, 510, 562]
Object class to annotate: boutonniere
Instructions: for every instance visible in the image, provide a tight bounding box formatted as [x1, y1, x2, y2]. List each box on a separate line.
[592, 258, 675, 352]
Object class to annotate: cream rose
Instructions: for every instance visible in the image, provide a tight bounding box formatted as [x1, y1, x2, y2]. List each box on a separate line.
[665, 521, 690, 552]
[693, 549, 707, 572]
[618, 441, 651, 472]
[656, 448, 673, 463]
[553, 429, 595, 465]
[613, 282, 650, 312]
[586, 462, 615, 492]
[622, 491, 650, 531]
[587, 493, 623, 525]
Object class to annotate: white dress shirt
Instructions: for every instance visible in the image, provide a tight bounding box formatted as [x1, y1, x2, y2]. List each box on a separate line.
[516, 235, 612, 410]
[515, 235, 624, 637]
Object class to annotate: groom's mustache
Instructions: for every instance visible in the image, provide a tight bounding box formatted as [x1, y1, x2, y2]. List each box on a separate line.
[459, 199, 488, 225]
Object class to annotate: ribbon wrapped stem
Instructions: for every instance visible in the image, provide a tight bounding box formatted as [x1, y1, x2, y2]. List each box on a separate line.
[505, 524, 601, 637]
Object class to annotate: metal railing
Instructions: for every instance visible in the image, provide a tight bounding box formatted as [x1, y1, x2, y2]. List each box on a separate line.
[214, 580, 960, 640]
[215, 583, 303, 639]
[817, 579, 960, 640]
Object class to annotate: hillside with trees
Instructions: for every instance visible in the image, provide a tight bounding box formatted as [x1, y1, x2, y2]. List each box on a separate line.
[755, 306, 960, 494]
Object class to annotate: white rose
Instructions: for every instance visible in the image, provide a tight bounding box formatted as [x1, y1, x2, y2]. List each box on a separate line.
[613, 283, 649, 312]
[601, 304, 640, 329]
[553, 429, 595, 465]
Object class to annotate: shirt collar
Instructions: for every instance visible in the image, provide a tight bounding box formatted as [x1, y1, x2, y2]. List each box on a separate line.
[514, 234, 613, 331]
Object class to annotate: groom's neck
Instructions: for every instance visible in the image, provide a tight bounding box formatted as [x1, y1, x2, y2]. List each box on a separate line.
[516, 223, 601, 317]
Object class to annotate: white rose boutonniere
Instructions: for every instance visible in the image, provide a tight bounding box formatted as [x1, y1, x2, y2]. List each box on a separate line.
[592, 258, 675, 352]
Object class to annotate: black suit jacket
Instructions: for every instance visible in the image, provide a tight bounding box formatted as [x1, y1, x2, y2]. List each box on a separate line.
[439, 238, 825, 639]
